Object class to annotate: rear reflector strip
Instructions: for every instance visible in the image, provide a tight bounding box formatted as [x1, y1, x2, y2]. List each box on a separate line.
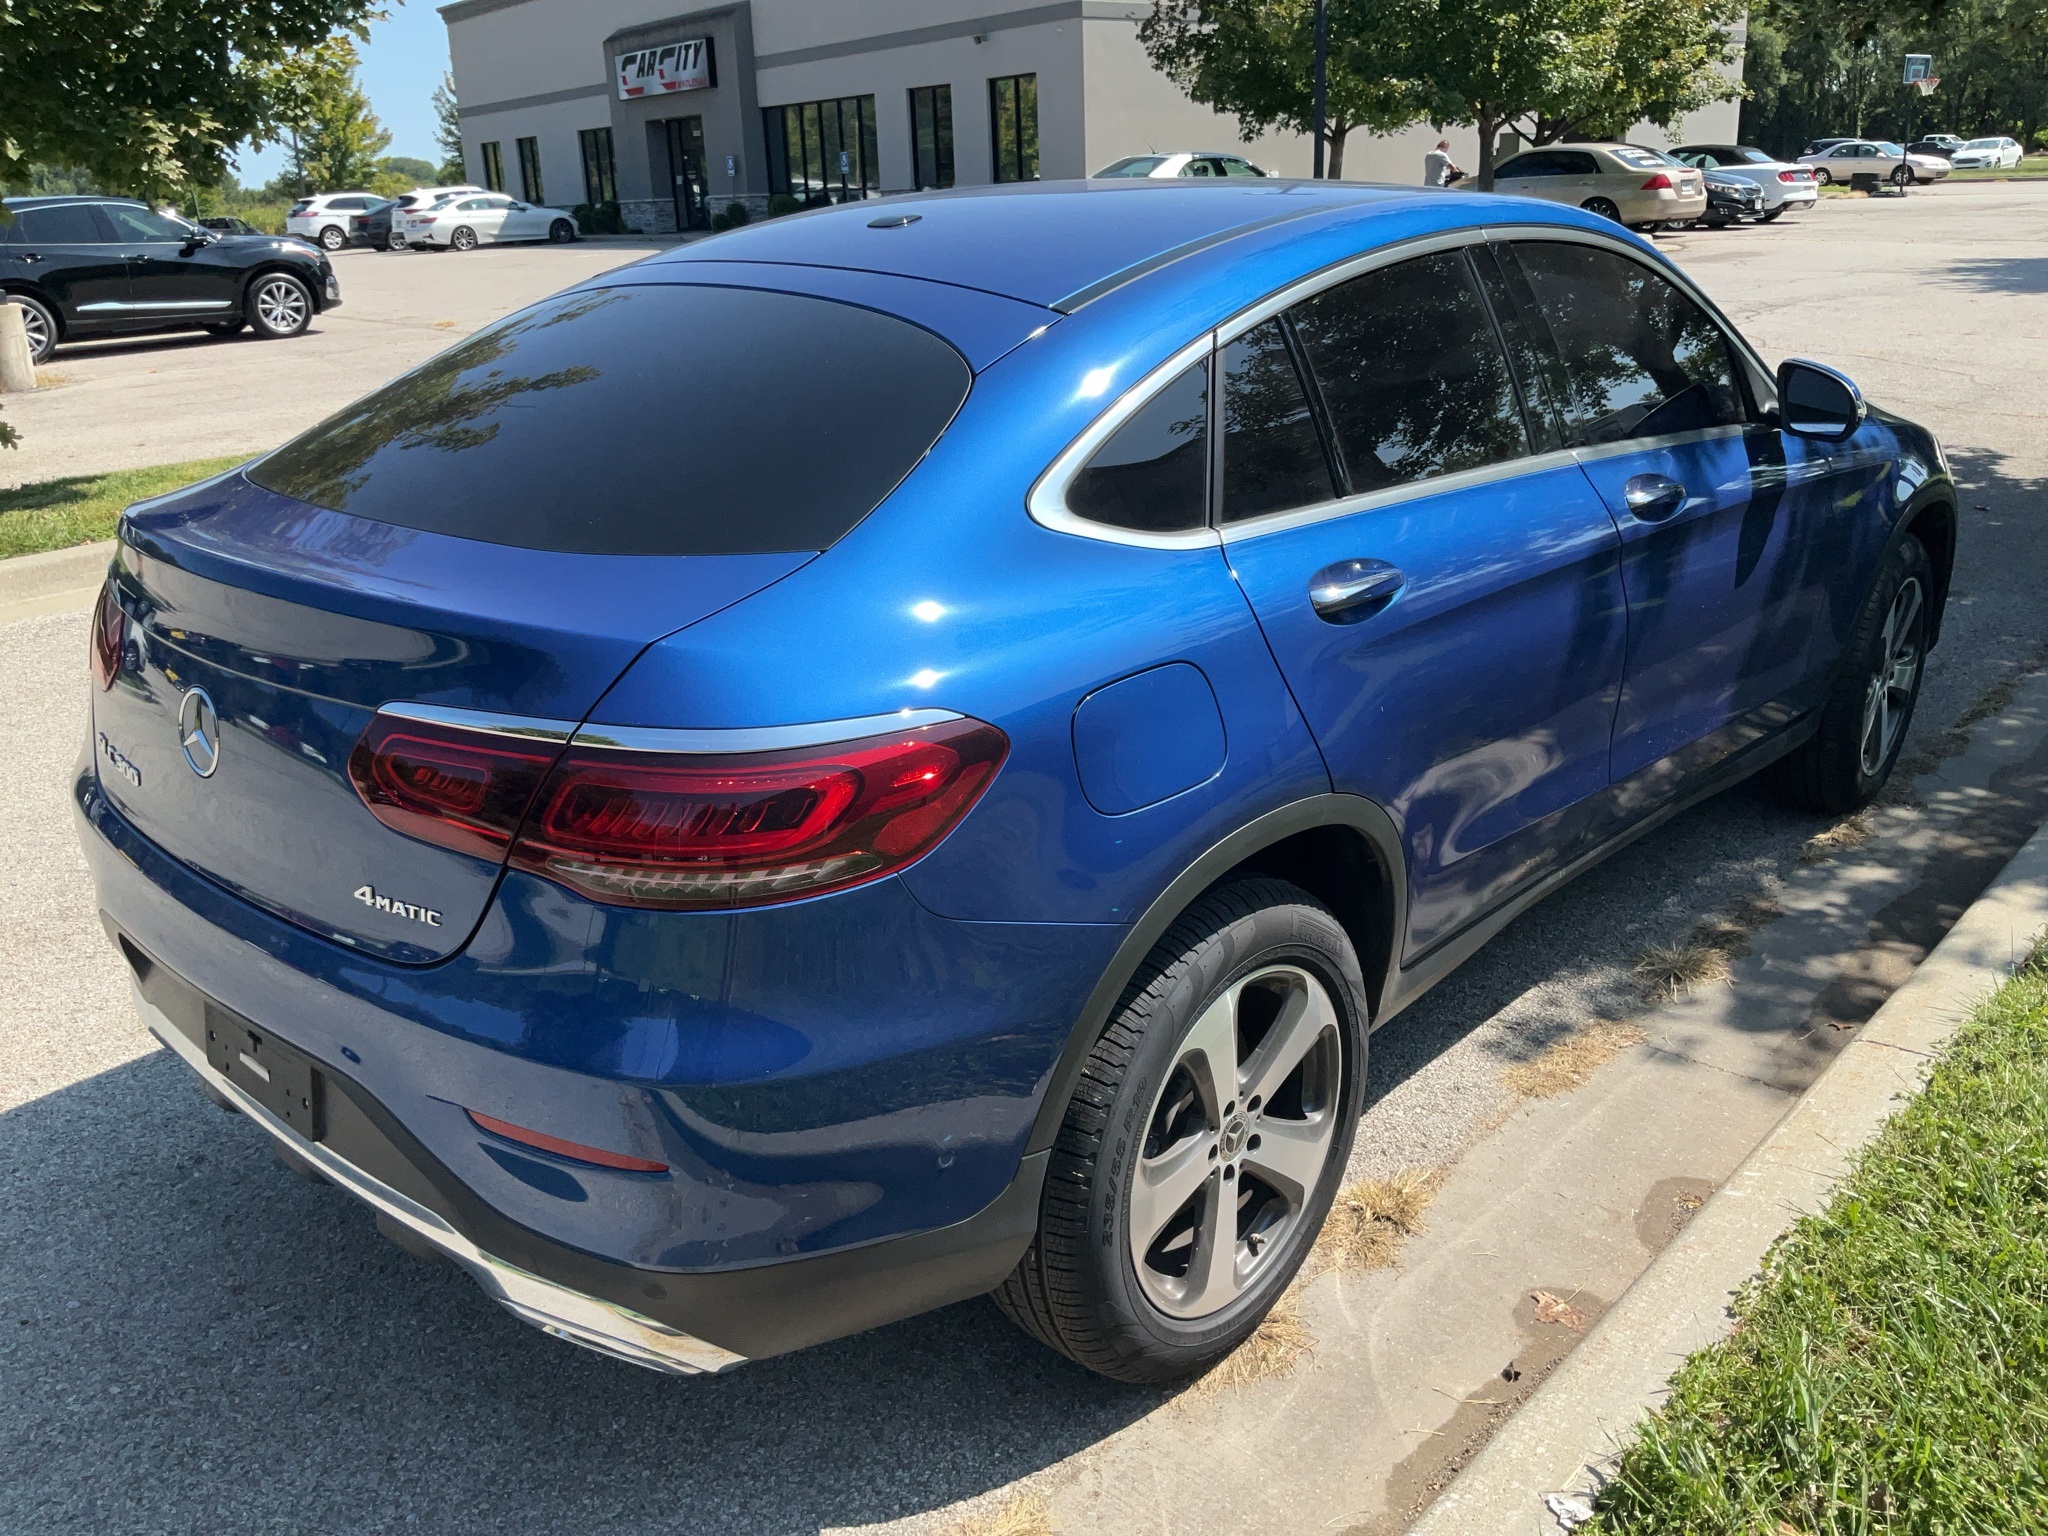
[466, 1110, 669, 1173]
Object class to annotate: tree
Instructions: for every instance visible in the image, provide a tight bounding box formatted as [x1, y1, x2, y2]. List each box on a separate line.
[433, 72, 467, 183]
[0, 0, 381, 198]
[1139, 0, 1429, 177]
[260, 37, 392, 195]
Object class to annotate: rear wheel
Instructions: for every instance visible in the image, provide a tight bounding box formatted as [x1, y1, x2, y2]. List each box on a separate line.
[6, 293, 57, 363]
[994, 878, 1367, 1384]
[318, 224, 346, 251]
[548, 218, 577, 243]
[247, 273, 313, 340]
[451, 225, 478, 252]
[1762, 207, 1787, 222]
[1770, 535, 1931, 813]
[386, 230, 407, 251]
[1891, 165, 1914, 186]
[1813, 167, 1833, 185]
[1582, 197, 1622, 222]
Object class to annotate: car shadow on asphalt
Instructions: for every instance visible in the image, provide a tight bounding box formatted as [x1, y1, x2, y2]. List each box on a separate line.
[1936, 254, 2048, 293]
[0, 1052, 1160, 1532]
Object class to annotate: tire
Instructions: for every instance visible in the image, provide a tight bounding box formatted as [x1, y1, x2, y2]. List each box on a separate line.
[5, 293, 58, 363]
[246, 272, 313, 340]
[451, 225, 478, 252]
[1762, 207, 1787, 222]
[993, 878, 1368, 1384]
[318, 224, 346, 251]
[386, 230, 407, 251]
[203, 320, 246, 338]
[1812, 168, 1832, 185]
[548, 219, 577, 243]
[1891, 166, 1913, 187]
[1582, 197, 1622, 222]
[1770, 535, 1932, 814]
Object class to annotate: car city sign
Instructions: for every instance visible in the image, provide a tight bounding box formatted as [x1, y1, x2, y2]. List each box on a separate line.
[617, 38, 713, 99]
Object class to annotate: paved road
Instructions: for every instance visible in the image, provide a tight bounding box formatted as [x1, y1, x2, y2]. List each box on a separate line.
[2, 182, 2045, 1535]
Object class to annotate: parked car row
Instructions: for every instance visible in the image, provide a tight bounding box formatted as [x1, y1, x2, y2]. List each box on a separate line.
[1795, 139, 1951, 186]
[279, 185, 583, 253]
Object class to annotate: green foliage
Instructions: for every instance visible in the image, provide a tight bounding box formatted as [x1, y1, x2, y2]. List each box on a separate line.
[0, 1, 381, 198]
[432, 71, 467, 183]
[1589, 952, 2048, 1534]
[572, 201, 624, 234]
[257, 37, 393, 196]
[722, 200, 752, 227]
[768, 193, 803, 217]
[0, 458, 244, 559]
[709, 210, 732, 231]
[1741, 0, 2048, 157]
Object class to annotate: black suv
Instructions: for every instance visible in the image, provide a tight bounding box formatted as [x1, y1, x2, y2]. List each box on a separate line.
[0, 195, 339, 363]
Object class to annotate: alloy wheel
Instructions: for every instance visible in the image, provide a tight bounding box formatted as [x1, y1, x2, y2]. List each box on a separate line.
[452, 227, 477, 251]
[1129, 964, 1343, 1319]
[254, 277, 308, 333]
[1814, 168, 1832, 185]
[11, 301, 50, 359]
[1860, 577, 1924, 777]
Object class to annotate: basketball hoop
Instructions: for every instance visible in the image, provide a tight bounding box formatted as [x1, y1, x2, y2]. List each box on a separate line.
[1912, 76, 1940, 96]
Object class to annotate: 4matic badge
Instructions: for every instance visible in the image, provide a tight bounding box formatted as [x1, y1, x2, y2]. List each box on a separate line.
[354, 886, 443, 926]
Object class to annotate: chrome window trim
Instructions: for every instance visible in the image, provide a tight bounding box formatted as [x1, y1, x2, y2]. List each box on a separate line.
[1570, 421, 1750, 468]
[1219, 446, 1587, 545]
[377, 702, 580, 742]
[574, 709, 964, 755]
[1212, 228, 1484, 347]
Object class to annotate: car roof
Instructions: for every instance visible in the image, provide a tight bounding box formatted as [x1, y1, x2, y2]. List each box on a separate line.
[1, 194, 148, 209]
[654, 179, 1482, 311]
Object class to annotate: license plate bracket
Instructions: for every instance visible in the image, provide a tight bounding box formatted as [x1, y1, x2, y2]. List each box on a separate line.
[203, 1009, 325, 1142]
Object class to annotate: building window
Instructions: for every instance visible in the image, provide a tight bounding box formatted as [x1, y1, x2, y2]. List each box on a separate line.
[988, 74, 1038, 183]
[909, 85, 954, 190]
[480, 141, 505, 192]
[579, 127, 618, 207]
[763, 96, 879, 204]
[516, 136, 544, 203]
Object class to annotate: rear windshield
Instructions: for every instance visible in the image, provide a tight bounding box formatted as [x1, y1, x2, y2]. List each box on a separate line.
[249, 285, 973, 556]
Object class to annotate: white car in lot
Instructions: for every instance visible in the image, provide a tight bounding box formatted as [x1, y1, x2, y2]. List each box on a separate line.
[384, 185, 485, 248]
[1950, 136, 2023, 169]
[404, 193, 580, 251]
[285, 192, 385, 251]
[1797, 140, 1950, 186]
[1670, 143, 1820, 220]
[1093, 152, 1272, 179]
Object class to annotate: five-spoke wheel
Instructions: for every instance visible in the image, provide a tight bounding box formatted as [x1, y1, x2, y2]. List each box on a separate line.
[1860, 576, 1924, 777]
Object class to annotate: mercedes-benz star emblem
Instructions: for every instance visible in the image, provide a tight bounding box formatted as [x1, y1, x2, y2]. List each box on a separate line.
[178, 687, 220, 778]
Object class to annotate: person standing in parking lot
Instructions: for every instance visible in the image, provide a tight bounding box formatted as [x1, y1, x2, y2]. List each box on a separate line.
[1424, 141, 1462, 186]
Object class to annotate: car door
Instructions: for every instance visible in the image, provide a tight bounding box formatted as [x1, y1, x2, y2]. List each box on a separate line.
[1222, 243, 1630, 959]
[99, 203, 243, 321]
[1492, 150, 1569, 205]
[7, 203, 129, 324]
[480, 195, 522, 241]
[1495, 237, 1841, 814]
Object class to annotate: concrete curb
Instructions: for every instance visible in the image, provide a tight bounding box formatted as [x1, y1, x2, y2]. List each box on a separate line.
[1406, 817, 2048, 1536]
[0, 539, 111, 626]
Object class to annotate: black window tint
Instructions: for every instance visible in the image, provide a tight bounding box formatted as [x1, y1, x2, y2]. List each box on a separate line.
[249, 286, 971, 556]
[102, 204, 190, 241]
[1221, 319, 1333, 523]
[17, 204, 108, 243]
[1468, 244, 1563, 454]
[1509, 241, 1747, 446]
[1290, 251, 1529, 493]
[1562, 152, 1601, 175]
[1495, 154, 1546, 177]
[1066, 361, 1208, 534]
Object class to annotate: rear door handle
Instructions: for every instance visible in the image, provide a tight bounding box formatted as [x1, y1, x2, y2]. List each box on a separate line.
[1309, 558, 1405, 622]
[1623, 473, 1686, 521]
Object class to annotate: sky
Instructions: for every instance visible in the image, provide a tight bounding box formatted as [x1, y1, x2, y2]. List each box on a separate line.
[232, 1, 453, 186]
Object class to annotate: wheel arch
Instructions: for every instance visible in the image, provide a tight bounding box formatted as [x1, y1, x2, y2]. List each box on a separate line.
[240, 261, 327, 315]
[0, 281, 62, 339]
[1901, 487, 1957, 650]
[1024, 795, 1405, 1156]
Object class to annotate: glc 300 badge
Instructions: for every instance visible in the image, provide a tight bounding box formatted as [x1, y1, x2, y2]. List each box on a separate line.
[354, 886, 444, 926]
[98, 731, 142, 788]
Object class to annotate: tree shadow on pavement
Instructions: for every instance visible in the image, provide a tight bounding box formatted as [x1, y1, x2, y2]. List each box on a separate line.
[0, 1055, 1158, 1535]
[1936, 255, 2048, 294]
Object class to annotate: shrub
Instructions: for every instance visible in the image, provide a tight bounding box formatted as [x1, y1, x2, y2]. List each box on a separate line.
[709, 211, 732, 231]
[722, 200, 751, 227]
[572, 201, 625, 235]
[768, 193, 802, 217]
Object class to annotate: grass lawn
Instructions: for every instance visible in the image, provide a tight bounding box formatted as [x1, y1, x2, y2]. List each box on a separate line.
[0, 457, 243, 561]
[1589, 952, 2048, 1533]
[1947, 160, 2048, 180]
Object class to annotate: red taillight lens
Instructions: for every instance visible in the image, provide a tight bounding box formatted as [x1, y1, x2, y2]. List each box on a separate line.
[90, 582, 124, 690]
[510, 718, 1008, 910]
[347, 714, 560, 861]
[1780, 169, 1809, 182]
[1640, 172, 1675, 190]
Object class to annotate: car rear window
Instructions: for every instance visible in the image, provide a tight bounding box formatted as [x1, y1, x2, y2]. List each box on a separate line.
[249, 285, 973, 555]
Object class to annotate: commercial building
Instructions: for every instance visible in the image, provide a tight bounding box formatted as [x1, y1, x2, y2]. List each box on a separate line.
[439, 1, 1742, 233]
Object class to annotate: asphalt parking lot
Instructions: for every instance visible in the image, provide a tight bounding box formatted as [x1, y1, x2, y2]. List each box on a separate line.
[3, 181, 2047, 1535]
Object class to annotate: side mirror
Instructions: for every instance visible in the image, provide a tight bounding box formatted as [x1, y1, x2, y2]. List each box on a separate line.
[1776, 358, 1865, 441]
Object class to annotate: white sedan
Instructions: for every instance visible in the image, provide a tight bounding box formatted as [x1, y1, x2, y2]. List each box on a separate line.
[1950, 136, 2023, 169]
[1093, 152, 1272, 179]
[404, 193, 580, 251]
[1670, 143, 1820, 219]
[1797, 140, 1949, 186]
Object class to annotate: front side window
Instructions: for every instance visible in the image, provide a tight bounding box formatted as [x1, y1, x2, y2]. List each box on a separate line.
[989, 74, 1039, 182]
[480, 141, 505, 191]
[1220, 319, 1334, 522]
[1507, 241, 1747, 446]
[516, 136, 544, 203]
[1219, 157, 1265, 177]
[579, 127, 618, 205]
[1288, 250, 1530, 493]
[909, 84, 954, 190]
[101, 205, 191, 242]
[1065, 361, 1208, 534]
[1494, 153, 1548, 178]
[1096, 156, 1165, 177]
[249, 287, 972, 556]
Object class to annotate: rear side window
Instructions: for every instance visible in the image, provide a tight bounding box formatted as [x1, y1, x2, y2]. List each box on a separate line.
[1220, 319, 1333, 523]
[1065, 361, 1209, 534]
[1289, 251, 1529, 492]
[1507, 242, 1746, 445]
[250, 286, 973, 556]
[17, 204, 109, 243]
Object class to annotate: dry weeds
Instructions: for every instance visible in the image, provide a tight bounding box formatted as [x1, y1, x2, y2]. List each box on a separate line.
[1530, 1289, 1592, 1330]
[1314, 1169, 1444, 1274]
[1633, 940, 1735, 1000]
[1800, 811, 1876, 863]
[1189, 1291, 1314, 1396]
[1501, 1019, 1649, 1099]
[939, 1493, 1053, 1536]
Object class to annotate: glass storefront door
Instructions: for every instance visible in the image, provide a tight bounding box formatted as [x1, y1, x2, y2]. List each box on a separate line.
[663, 116, 710, 231]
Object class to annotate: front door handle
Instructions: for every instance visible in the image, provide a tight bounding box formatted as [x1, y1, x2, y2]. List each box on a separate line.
[1623, 473, 1686, 521]
[1309, 558, 1405, 623]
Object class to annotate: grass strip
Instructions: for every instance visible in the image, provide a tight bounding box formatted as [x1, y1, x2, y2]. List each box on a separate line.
[0, 457, 243, 560]
[1589, 951, 2048, 1533]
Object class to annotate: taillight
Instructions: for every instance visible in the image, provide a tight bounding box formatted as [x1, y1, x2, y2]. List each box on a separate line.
[90, 581, 124, 690]
[1779, 169, 1809, 182]
[1640, 172, 1675, 190]
[347, 713, 560, 862]
[348, 711, 1009, 910]
[508, 718, 1008, 909]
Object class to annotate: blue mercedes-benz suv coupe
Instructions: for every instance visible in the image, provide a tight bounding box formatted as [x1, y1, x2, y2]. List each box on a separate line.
[78, 179, 1954, 1384]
